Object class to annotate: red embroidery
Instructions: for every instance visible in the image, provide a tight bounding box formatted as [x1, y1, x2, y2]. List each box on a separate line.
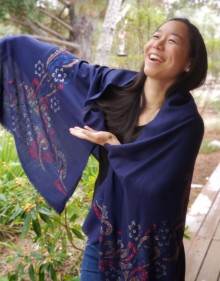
[54, 180, 66, 195]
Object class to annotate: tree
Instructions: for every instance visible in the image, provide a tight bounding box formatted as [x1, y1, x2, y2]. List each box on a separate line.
[95, 0, 124, 65]
[0, 0, 103, 60]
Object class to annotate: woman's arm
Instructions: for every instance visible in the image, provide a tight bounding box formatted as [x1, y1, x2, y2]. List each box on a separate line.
[69, 125, 120, 145]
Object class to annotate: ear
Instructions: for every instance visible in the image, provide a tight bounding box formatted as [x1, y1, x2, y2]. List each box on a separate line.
[185, 62, 191, 72]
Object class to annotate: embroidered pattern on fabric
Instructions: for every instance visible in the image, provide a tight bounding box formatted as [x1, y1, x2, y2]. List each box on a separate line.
[4, 48, 79, 195]
[93, 201, 184, 281]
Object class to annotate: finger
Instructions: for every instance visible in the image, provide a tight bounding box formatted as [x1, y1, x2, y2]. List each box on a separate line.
[69, 128, 89, 137]
[84, 125, 96, 132]
[69, 128, 95, 142]
[72, 126, 83, 131]
[69, 127, 82, 133]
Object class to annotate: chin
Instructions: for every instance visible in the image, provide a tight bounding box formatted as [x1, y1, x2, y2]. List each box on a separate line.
[143, 66, 152, 77]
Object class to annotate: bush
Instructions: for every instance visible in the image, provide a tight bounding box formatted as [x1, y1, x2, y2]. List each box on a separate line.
[0, 128, 98, 280]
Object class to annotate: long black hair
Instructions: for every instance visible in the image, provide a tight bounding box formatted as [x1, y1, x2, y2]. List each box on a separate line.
[93, 18, 208, 143]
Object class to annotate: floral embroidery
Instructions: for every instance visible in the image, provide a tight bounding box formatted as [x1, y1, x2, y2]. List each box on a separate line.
[4, 48, 78, 195]
[11, 114, 18, 132]
[128, 221, 141, 242]
[154, 221, 172, 248]
[35, 60, 45, 77]
[93, 201, 184, 281]
[50, 96, 60, 113]
[51, 67, 67, 83]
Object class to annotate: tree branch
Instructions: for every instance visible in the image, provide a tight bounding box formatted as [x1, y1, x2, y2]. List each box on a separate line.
[8, 18, 44, 36]
[39, 8, 73, 32]
[33, 19, 65, 40]
[57, 0, 70, 6]
[23, 34, 79, 50]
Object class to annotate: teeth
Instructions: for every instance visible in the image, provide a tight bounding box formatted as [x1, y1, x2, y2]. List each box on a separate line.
[149, 54, 164, 62]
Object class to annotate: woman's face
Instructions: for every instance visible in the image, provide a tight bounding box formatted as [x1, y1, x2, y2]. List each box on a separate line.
[144, 20, 191, 86]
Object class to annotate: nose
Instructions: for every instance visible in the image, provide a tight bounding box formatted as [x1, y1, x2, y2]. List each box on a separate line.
[152, 38, 165, 50]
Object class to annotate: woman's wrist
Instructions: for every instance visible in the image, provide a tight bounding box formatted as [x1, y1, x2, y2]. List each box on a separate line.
[105, 134, 121, 145]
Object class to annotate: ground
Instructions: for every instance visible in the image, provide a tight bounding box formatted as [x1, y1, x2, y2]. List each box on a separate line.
[190, 108, 220, 206]
[190, 150, 220, 205]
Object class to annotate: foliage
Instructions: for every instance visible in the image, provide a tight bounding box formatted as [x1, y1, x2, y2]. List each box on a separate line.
[0, 0, 220, 75]
[0, 0, 36, 19]
[110, 0, 167, 70]
[184, 225, 191, 240]
[206, 39, 220, 80]
[0, 128, 98, 280]
[200, 139, 220, 154]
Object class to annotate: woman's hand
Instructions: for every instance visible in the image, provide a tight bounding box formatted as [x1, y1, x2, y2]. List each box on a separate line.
[69, 125, 121, 146]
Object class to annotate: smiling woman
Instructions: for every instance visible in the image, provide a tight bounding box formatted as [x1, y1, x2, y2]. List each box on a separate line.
[144, 21, 191, 88]
[0, 17, 208, 281]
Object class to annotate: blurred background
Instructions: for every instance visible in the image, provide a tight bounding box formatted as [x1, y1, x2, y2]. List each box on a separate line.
[0, 1, 219, 280]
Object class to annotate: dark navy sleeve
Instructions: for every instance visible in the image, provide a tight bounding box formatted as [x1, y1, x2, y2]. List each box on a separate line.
[0, 36, 111, 213]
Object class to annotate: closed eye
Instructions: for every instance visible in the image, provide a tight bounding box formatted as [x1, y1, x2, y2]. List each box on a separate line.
[168, 39, 176, 43]
[152, 34, 159, 39]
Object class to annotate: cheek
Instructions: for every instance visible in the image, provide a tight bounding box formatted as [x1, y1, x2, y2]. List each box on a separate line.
[171, 50, 188, 69]
[144, 43, 151, 55]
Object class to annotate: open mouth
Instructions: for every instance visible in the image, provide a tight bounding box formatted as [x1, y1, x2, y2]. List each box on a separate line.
[149, 53, 165, 63]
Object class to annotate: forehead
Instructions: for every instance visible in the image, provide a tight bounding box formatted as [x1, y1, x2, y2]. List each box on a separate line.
[157, 21, 189, 40]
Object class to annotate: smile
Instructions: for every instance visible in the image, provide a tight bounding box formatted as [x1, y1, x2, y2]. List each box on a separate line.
[149, 53, 165, 63]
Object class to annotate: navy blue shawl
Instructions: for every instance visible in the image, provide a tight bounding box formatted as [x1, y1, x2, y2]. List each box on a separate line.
[0, 36, 204, 280]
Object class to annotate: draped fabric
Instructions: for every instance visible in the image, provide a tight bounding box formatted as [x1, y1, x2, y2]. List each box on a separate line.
[0, 36, 135, 213]
[83, 91, 204, 280]
[0, 36, 204, 280]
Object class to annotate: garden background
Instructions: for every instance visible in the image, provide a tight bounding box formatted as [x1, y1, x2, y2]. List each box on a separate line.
[0, 0, 220, 280]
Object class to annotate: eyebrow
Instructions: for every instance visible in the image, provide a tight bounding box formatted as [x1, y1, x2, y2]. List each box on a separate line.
[156, 29, 184, 42]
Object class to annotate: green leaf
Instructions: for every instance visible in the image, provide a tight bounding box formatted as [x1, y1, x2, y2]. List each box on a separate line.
[184, 225, 191, 240]
[48, 263, 57, 281]
[30, 209, 38, 220]
[40, 262, 50, 273]
[39, 272, 45, 281]
[0, 194, 7, 202]
[21, 213, 31, 239]
[16, 262, 25, 274]
[64, 275, 80, 281]
[7, 272, 18, 281]
[38, 206, 52, 216]
[71, 228, 84, 240]
[69, 213, 78, 223]
[28, 264, 36, 281]
[30, 252, 44, 260]
[32, 218, 41, 237]
[10, 205, 23, 220]
[72, 277, 80, 281]
[39, 213, 54, 231]
[39, 213, 50, 223]
[0, 277, 9, 281]
[54, 230, 62, 244]
[47, 243, 55, 254]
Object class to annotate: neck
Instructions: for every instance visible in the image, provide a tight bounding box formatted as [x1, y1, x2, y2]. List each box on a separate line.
[144, 78, 171, 108]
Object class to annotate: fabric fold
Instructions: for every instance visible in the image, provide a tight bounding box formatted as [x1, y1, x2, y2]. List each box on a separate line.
[83, 92, 204, 280]
[0, 35, 135, 213]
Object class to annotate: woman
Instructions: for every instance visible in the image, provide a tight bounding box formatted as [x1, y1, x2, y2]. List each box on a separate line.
[69, 18, 207, 280]
[0, 17, 207, 280]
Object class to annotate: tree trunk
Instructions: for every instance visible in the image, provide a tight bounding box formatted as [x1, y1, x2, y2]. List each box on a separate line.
[95, 0, 123, 66]
[68, 2, 93, 61]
